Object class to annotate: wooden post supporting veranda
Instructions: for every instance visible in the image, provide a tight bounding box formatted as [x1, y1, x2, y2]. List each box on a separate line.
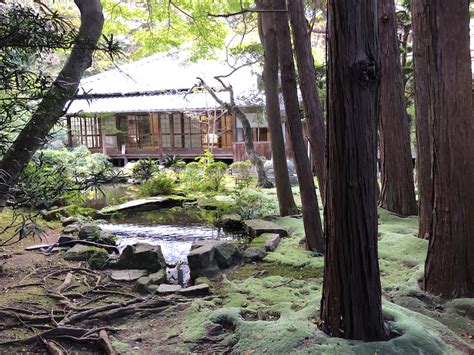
[100, 117, 107, 155]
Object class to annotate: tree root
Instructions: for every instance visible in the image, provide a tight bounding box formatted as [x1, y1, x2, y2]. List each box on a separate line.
[98, 329, 117, 355]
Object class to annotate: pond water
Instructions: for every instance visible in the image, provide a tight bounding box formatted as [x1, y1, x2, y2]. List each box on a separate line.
[85, 184, 137, 210]
[98, 208, 239, 286]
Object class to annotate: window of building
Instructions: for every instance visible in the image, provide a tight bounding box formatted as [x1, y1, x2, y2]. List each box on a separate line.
[128, 114, 151, 148]
[160, 113, 171, 148]
[70, 116, 101, 148]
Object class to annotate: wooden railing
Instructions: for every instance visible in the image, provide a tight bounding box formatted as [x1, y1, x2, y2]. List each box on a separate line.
[232, 141, 272, 162]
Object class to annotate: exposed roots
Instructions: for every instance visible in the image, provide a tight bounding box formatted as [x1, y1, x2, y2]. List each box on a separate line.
[0, 265, 186, 353]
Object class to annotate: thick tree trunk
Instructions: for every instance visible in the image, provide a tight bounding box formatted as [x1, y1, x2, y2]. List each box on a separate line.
[256, 0, 298, 216]
[412, 0, 474, 298]
[377, 0, 417, 217]
[321, 0, 387, 341]
[0, 0, 104, 207]
[288, 0, 327, 200]
[273, 0, 324, 253]
[197, 78, 273, 188]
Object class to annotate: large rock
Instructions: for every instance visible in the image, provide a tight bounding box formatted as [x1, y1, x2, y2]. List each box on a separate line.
[214, 242, 241, 269]
[88, 251, 109, 270]
[115, 243, 165, 272]
[64, 244, 104, 261]
[78, 224, 101, 241]
[188, 244, 215, 270]
[178, 284, 210, 297]
[63, 224, 80, 235]
[57, 234, 79, 244]
[244, 219, 288, 238]
[62, 216, 81, 227]
[96, 231, 117, 246]
[110, 269, 147, 281]
[148, 269, 167, 285]
[187, 243, 221, 280]
[263, 233, 280, 251]
[220, 214, 243, 229]
[244, 247, 267, 262]
[98, 197, 183, 216]
[135, 277, 152, 294]
[42, 206, 70, 221]
[250, 233, 281, 252]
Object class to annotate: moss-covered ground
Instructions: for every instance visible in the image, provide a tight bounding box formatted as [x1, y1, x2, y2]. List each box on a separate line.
[177, 188, 473, 354]
[0, 186, 472, 354]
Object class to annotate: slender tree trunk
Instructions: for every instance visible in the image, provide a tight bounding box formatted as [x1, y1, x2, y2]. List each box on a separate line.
[411, 0, 432, 240]
[412, 0, 474, 298]
[321, 0, 387, 341]
[377, 0, 417, 217]
[0, 0, 104, 207]
[256, 0, 298, 216]
[288, 0, 327, 200]
[273, 0, 324, 254]
[197, 78, 273, 188]
[234, 107, 274, 188]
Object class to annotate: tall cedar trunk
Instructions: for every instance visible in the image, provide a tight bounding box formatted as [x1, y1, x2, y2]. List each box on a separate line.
[288, 0, 327, 200]
[377, 0, 417, 217]
[256, 0, 298, 216]
[411, 0, 432, 240]
[412, 0, 474, 298]
[197, 78, 273, 188]
[321, 0, 387, 341]
[273, 0, 325, 253]
[0, 0, 104, 207]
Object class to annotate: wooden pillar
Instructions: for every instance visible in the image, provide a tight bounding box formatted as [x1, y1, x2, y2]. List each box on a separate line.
[100, 118, 107, 155]
[66, 116, 73, 147]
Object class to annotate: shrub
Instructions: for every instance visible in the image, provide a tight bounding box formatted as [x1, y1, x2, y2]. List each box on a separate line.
[163, 154, 183, 168]
[139, 173, 176, 196]
[233, 188, 279, 219]
[204, 161, 228, 192]
[16, 147, 116, 208]
[180, 162, 205, 192]
[131, 159, 159, 181]
[230, 160, 253, 188]
[171, 160, 186, 173]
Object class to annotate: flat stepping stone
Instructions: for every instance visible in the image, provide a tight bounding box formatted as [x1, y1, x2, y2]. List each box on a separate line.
[178, 284, 210, 297]
[157, 284, 182, 294]
[98, 197, 182, 215]
[244, 219, 288, 238]
[110, 269, 148, 281]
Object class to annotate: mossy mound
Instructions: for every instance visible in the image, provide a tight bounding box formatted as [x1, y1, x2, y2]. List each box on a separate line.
[203, 299, 468, 354]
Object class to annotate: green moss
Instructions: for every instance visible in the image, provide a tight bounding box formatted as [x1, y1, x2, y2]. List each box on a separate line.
[0, 286, 53, 307]
[228, 262, 322, 281]
[219, 274, 320, 312]
[249, 235, 266, 248]
[181, 301, 215, 342]
[201, 298, 466, 354]
[263, 217, 324, 269]
[110, 336, 139, 354]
